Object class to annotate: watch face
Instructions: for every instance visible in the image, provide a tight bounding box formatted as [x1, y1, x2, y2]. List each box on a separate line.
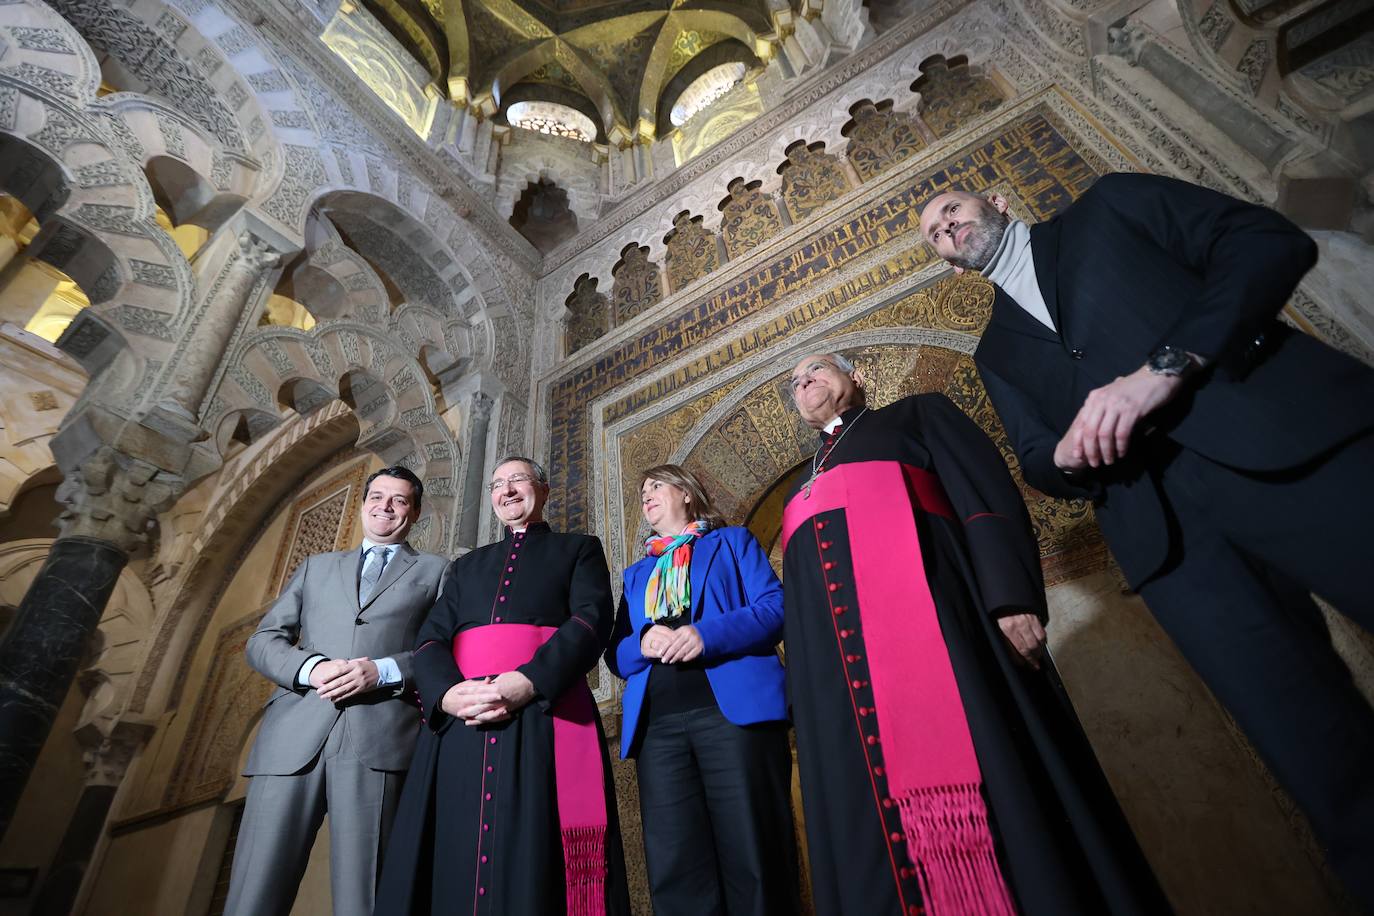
[1150, 347, 1190, 375]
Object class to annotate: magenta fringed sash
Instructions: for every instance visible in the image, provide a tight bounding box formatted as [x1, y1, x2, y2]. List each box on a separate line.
[782, 461, 1017, 916]
[452, 625, 608, 916]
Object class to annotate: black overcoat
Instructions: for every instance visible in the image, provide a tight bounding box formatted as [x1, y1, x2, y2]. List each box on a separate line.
[784, 394, 1168, 916]
[974, 172, 1374, 586]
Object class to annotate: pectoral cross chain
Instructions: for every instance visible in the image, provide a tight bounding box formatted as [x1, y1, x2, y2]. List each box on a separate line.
[802, 407, 868, 500]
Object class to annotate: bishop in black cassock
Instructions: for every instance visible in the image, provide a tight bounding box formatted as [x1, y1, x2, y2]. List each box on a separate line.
[374, 457, 630, 916]
[782, 353, 1168, 916]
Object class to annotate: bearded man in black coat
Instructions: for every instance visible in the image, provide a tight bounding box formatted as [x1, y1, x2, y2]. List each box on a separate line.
[918, 172, 1374, 908]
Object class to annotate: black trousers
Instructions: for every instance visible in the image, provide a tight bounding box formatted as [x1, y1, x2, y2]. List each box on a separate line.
[1136, 431, 1374, 909]
[634, 704, 800, 916]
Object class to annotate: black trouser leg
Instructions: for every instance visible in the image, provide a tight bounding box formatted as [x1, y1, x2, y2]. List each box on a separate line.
[1139, 447, 1374, 909]
[1178, 430, 1374, 622]
[636, 709, 724, 916]
[690, 708, 801, 916]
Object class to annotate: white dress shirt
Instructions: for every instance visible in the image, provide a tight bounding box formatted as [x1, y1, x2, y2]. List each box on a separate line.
[296, 538, 404, 689]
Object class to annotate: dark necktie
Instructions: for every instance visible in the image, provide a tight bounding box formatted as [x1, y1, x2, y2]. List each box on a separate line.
[358, 546, 391, 605]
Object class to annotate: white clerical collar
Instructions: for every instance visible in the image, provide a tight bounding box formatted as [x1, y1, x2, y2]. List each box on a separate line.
[511, 526, 527, 533]
[823, 416, 843, 435]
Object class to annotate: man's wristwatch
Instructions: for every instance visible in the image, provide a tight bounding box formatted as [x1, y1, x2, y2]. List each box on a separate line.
[1146, 345, 1196, 378]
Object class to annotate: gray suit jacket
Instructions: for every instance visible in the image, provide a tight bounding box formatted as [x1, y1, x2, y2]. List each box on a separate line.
[244, 542, 449, 775]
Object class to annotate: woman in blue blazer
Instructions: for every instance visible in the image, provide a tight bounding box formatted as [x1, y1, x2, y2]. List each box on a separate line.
[606, 464, 799, 916]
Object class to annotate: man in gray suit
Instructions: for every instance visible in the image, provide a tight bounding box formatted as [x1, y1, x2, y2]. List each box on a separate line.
[225, 466, 449, 916]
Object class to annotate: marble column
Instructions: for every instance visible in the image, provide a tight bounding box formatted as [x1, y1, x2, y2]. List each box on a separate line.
[157, 228, 283, 424]
[0, 538, 126, 840]
[614, 145, 637, 192]
[30, 724, 150, 916]
[633, 140, 653, 184]
[0, 448, 173, 840]
[474, 118, 495, 171]
[456, 107, 479, 156]
[458, 392, 495, 548]
[779, 34, 808, 76]
[790, 16, 829, 70]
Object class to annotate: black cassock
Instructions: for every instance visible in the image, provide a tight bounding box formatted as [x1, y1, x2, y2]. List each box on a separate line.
[784, 394, 1169, 916]
[374, 523, 631, 916]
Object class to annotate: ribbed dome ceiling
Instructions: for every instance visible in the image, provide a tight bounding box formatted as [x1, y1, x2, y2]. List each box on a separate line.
[363, 0, 778, 144]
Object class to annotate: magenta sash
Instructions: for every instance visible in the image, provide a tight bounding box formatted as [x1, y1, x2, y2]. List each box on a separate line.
[453, 625, 607, 916]
[782, 461, 1016, 916]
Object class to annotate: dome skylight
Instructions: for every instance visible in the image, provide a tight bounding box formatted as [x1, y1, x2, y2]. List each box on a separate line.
[671, 63, 748, 127]
[507, 101, 597, 142]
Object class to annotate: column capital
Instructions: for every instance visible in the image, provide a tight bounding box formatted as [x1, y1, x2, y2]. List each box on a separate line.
[231, 209, 301, 265]
[75, 720, 155, 789]
[436, 366, 503, 409]
[1106, 24, 1148, 64]
[56, 446, 181, 555]
[236, 229, 284, 272]
[470, 390, 496, 423]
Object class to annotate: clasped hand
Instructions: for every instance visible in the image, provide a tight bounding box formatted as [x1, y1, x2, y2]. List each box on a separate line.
[310, 657, 380, 702]
[440, 671, 536, 726]
[1054, 366, 1183, 470]
[641, 623, 704, 664]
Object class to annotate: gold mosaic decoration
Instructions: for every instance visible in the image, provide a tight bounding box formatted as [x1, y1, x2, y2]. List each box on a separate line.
[265, 459, 369, 602]
[549, 105, 1106, 537]
[565, 274, 610, 354]
[665, 28, 728, 77]
[841, 98, 928, 183]
[410, 0, 771, 135]
[718, 178, 785, 259]
[845, 273, 993, 337]
[663, 211, 722, 293]
[778, 141, 853, 223]
[611, 244, 664, 325]
[617, 377, 745, 564]
[640, 341, 1102, 588]
[526, 59, 588, 96]
[913, 55, 1006, 138]
[571, 20, 664, 115]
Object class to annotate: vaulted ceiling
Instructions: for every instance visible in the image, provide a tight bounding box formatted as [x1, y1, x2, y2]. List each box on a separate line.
[363, 0, 777, 143]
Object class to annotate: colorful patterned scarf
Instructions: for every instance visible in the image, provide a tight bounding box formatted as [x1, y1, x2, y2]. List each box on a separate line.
[643, 519, 713, 622]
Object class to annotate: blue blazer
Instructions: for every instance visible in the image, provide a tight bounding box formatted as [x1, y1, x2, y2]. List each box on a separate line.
[606, 525, 787, 759]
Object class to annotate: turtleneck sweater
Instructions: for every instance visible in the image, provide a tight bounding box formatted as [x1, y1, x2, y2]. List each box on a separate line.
[983, 219, 1056, 333]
